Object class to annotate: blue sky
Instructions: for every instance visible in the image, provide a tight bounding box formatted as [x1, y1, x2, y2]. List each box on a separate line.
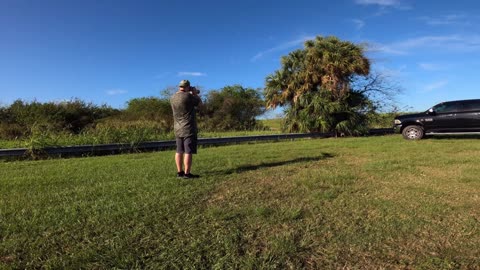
[1, 0, 480, 116]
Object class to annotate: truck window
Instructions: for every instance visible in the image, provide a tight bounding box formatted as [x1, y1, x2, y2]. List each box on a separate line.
[462, 100, 480, 111]
[433, 102, 462, 113]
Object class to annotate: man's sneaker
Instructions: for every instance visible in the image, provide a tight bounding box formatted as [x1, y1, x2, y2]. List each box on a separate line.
[182, 173, 200, 179]
[177, 171, 185, 178]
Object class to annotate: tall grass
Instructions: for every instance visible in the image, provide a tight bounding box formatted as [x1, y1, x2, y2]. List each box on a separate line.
[0, 120, 173, 149]
[0, 121, 280, 150]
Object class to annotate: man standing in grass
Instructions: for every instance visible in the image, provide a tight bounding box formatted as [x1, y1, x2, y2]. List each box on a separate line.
[170, 79, 202, 179]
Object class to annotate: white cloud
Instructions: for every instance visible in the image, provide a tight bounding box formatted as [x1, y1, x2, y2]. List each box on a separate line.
[106, 89, 128, 96]
[396, 35, 461, 48]
[424, 80, 448, 92]
[352, 19, 366, 29]
[177, 72, 207, 77]
[354, 0, 411, 12]
[365, 42, 407, 55]
[251, 35, 316, 62]
[355, 0, 400, 6]
[419, 14, 469, 26]
[418, 63, 443, 71]
[377, 64, 408, 77]
[368, 34, 480, 55]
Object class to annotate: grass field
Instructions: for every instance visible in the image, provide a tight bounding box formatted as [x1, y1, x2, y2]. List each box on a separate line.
[1, 135, 479, 269]
[259, 118, 283, 131]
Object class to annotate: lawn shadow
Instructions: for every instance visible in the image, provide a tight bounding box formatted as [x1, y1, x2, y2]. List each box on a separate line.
[209, 152, 334, 176]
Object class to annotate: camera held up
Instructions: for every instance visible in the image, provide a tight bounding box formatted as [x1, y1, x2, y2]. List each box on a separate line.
[190, 86, 200, 94]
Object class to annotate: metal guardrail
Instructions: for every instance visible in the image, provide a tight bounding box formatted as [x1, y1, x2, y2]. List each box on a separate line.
[0, 128, 394, 158]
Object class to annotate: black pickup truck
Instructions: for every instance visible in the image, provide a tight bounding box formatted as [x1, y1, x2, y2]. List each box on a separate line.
[394, 99, 480, 140]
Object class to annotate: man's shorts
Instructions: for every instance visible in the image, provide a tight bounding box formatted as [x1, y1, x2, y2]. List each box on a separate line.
[175, 135, 197, 154]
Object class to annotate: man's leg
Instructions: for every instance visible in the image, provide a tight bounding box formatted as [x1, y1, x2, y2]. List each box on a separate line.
[182, 136, 198, 178]
[175, 137, 185, 174]
[184, 154, 192, 174]
[175, 153, 183, 173]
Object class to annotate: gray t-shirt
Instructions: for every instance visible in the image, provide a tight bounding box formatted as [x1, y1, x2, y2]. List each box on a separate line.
[170, 91, 201, 137]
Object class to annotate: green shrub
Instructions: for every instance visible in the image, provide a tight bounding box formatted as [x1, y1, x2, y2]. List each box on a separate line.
[199, 85, 265, 131]
[367, 112, 406, 128]
[124, 97, 173, 129]
[3, 99, 119, 138]
[0, 122, 24, 139]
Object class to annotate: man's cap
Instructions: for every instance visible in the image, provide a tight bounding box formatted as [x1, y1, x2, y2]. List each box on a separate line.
[179, 80, 190, 87]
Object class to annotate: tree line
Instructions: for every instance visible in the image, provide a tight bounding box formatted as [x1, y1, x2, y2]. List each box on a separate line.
[0, 35, 400, 140]
[0, 85, 266, 139]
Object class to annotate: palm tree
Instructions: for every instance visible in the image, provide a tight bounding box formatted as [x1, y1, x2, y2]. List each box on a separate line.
[308, 36, 370, 98]
[264, 36, 372, 133]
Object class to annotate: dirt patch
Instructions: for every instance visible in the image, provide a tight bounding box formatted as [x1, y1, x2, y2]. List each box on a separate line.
[0, 255, 15, 264]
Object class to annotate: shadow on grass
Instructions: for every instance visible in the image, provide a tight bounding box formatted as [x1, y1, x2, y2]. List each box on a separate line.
[210, 152, 334, 176]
